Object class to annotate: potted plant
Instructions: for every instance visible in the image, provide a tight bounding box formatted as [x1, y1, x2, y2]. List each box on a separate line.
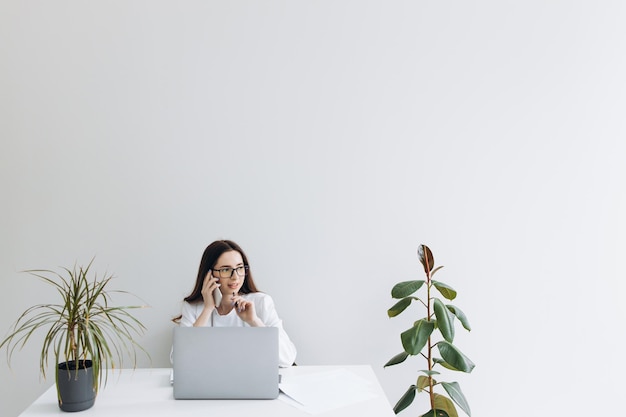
[0, 259, 149, 412]
[385, 244, 474, 417]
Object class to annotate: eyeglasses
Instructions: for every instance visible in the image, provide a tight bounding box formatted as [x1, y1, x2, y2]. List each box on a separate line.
[213, 265, 249, 279]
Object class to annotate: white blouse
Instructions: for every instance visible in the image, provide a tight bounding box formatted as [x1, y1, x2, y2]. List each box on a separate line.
[179, 292, 297, 367]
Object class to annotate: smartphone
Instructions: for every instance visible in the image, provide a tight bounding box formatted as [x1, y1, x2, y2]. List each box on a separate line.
[213, 286, 222, 306]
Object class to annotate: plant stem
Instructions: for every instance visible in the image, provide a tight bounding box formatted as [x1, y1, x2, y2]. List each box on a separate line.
[69, 324, 77, 363]
[425, 259, 435, 410]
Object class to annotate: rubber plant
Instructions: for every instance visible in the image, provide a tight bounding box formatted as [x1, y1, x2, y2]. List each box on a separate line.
[385, 244, 474, 417]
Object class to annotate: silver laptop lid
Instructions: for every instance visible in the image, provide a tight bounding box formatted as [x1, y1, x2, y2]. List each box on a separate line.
[172, 326, 279, 400]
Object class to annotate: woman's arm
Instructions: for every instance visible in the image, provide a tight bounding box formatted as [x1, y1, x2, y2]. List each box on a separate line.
[255, 294, 297, 367]
[180, 301, 210, 327]
[181, 273, 220, 327]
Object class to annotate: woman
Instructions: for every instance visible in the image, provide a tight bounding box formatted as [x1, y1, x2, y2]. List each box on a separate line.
[174, 240, 297, 367]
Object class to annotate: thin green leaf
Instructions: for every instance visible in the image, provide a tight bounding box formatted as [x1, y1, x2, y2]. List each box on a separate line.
[391, 281, 425, 299]
[446, 305, 471, 331]
[393, 385, 416, 414]
[433, 298, 455, 343]
[431, 280, 457, 300]
[384, 351, 409, 367]
[437, 341, 475, 373]
[418, 245, 434, 274]
[401, 319, 435, 355]
[431, 265, 444, 276]
[441, 382, 471, 417]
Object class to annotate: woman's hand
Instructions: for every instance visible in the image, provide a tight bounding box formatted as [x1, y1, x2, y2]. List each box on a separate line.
[231, 294, 264, 327]
[201, 270, 220, 310]
[192, 270, 220, 327]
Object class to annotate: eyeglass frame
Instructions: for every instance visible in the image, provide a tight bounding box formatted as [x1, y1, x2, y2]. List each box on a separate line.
[212, 265, 249, 279]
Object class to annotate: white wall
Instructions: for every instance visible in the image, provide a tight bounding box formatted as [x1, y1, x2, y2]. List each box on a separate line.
[2, 1, 625, 416]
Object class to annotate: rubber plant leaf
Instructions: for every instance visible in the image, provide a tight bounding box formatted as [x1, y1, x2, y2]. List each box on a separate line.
[433, 298, 455, 343]
[431, 280, 457, 300]
[446, 305, 471, 331]
[416, 375, 433, 392]
[388, 297, 414, 317]
[391, 280, 425, 299]
[384, 351, 409, 367]
[433, 357, 458, 371]
[393, 385, 416, 414]
[418, 245, 434, 274]
[437, 341, 475, 373]
[419, 369, 441, 376]
[433, 393, 458, 417]
[431, 265, 444, 277]
[401, 319, 435, 355]
[421, 409, 450, 417]
[441, 382, 471, 417]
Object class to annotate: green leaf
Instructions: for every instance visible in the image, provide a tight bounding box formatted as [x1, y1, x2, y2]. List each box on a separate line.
[421, 409, 450, 417]
[441, 382, 471, 417]
[432, 280, 457, 300]
[433, 394, 458, 417]
[388, 297, 414, 317]
[446, 305, 471, 331]
[419, 369, 441, 376]
[418, 245, 435, 274]
[391, 281, 425, 299]
[431, 265, 444, 276]
[433, 298, 455, 343]
[401, 319, 435, 355]
[437, 341, 475, 373]
[416, 375, 434, 392]
[433, 358, 458, 371]
[384, 351, 409, 367]
[393, 385, 416, 414]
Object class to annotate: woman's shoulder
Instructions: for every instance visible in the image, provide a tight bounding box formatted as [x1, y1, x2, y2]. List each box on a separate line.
[182, 300, 203, 311]
[244, 292, 272, 301]
[244, 292, 274, 306]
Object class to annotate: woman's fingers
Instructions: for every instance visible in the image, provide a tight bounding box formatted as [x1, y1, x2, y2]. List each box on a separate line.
[231, 295, 243, 310]
[202, 270, 220, 307]
[232, 296, 253, 314]
[202, 270, 213, 288]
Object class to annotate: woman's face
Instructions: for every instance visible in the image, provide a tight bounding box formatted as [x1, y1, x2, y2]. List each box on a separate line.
[212, 250, 245, 295]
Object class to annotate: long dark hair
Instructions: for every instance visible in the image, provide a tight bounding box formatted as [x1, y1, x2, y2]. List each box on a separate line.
[172, 240, 259, 323]
[185, 240, 259, 302]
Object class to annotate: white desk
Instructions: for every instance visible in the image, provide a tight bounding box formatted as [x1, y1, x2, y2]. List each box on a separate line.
[19, 366, 394, 417]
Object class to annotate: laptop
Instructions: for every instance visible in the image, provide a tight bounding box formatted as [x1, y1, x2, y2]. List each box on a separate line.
[172, 326, 279, 400]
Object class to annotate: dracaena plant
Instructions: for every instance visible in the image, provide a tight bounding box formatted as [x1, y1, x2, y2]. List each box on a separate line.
[385, 245, 474, 417]
[0, 260, 149, 394]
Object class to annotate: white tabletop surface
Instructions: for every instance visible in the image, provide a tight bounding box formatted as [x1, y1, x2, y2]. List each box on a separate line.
[19, 365, 395, 417]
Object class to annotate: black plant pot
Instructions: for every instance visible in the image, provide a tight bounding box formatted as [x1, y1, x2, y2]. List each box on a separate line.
[56, 360, 96, 412]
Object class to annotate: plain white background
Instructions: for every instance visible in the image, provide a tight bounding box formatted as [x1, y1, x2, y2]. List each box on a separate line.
[1, 1, 625, 416]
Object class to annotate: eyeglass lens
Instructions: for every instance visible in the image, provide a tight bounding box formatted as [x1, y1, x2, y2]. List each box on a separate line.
[216, 266, 246, 278]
